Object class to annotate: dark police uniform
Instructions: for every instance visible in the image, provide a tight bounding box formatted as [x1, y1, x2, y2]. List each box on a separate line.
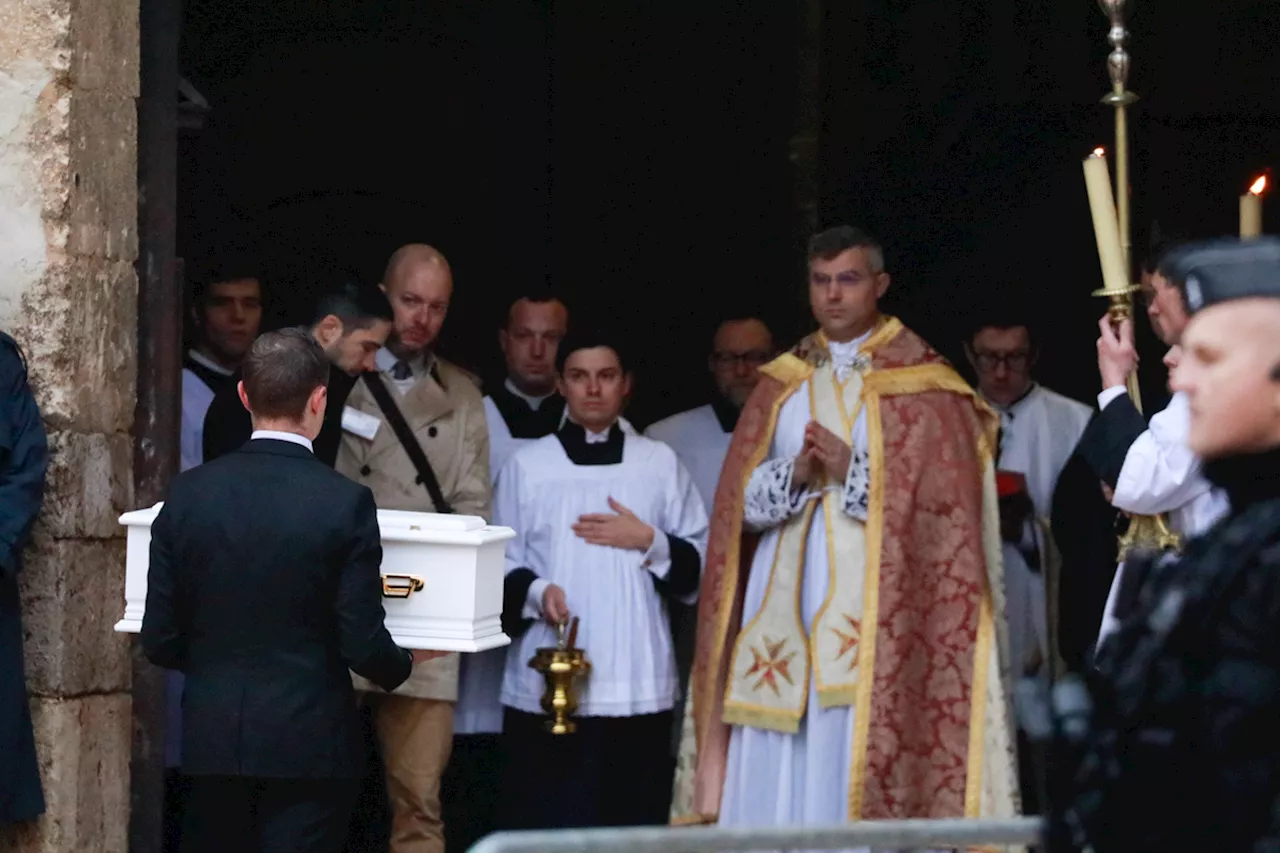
[1060, 237, 1280, 853]
[0, 333, 48, 824]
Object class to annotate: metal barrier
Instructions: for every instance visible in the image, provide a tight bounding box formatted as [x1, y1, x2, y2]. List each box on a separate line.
[468, 817, 1044, 853]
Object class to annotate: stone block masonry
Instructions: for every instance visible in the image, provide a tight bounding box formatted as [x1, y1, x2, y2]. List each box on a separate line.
[0, 0, 140, 850]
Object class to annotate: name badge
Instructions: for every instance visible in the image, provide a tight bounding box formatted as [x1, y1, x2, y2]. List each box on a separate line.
[342, 406, 381, 441]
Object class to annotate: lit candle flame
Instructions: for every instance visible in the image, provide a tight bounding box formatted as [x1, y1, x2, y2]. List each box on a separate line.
[1092, 146, 1106, 158]
[1250, 174, 1268, 196]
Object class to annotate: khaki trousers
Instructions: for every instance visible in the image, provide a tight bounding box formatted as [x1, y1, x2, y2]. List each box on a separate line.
[374, 695, 455, 853]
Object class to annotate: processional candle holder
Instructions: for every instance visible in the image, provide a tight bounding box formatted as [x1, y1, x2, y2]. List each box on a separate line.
[529, 616, 591, 735]
[1090, 0, 1182, 558]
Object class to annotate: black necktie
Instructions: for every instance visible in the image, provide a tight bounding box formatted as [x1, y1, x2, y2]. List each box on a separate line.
[391, 360, 413, 381]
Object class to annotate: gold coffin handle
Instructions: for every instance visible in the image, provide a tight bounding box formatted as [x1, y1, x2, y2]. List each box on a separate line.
[382, 574, 425, 599]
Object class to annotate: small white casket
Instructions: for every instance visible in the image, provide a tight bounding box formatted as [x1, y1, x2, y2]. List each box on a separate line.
[116, 504, 515, 652]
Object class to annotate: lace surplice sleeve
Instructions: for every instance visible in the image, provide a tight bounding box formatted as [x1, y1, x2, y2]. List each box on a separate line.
[743, 457, 806, 531]
[841, 445, 871, 522]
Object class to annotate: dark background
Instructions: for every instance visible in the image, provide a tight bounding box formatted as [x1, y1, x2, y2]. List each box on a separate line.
[178, 0, 1280, 426]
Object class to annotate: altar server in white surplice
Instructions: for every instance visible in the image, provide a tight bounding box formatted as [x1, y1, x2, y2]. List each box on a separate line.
[1077, 248, 1230, 649]
[644, 314, 774, 753]
[964, 316, 1091, 677]
[495, 329, 708, 830]
[645, 316, 775, 510]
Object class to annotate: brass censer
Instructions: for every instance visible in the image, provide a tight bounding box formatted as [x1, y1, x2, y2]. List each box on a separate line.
[528, 616, 590, 735]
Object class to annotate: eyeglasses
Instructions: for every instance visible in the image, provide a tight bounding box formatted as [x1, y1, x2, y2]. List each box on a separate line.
[973, 351, 1031, 372]
[711, 350, 772, 369]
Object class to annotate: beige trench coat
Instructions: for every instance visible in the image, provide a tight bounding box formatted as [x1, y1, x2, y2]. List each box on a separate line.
[336, 357, 492, 701]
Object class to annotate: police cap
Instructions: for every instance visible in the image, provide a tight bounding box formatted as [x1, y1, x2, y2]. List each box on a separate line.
[1163, 236, 1280, 313]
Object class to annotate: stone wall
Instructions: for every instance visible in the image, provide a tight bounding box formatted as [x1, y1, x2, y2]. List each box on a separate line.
[0, 0, 139, 850]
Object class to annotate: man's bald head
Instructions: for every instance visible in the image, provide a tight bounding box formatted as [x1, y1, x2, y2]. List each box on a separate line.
[381, 244, 453, 355]
[1172, 298, 1280, 459]
[384, 244, 451, 291]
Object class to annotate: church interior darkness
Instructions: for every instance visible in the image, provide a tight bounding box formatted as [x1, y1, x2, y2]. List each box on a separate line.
[176, 0, 1279, 426]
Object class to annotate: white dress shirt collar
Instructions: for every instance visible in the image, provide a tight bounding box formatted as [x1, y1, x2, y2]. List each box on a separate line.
[250, 430, 314, 453]
[376, 346, 435, 376]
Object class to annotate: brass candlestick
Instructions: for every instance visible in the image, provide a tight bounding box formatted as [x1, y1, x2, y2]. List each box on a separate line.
[529, 617, 591, 735]
[1092, 0, 1181, 559]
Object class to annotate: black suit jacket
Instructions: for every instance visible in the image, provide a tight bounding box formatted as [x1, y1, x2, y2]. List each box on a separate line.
[141, 439, 411, 779]
[202, 368, 354, 467]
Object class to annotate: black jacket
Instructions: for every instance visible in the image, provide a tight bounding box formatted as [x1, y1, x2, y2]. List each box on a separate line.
[141, 439, 411, 779]
[1066, 448, 1280, 853]
[202, 368, 354, 467]
[0, 334, 48, 821]
[1076, 391, 1149, 489]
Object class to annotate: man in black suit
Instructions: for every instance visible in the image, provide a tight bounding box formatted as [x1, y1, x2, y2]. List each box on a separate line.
[202, 282, 394, 466]
[142, 327, 440, 853]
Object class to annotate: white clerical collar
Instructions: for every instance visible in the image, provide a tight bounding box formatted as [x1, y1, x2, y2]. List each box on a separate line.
[563, 417, 614, 443]
[558, 408, 638, 436]
[187, 348, 235, 377]
[826, 326, 875, 381]
[250, 430, 314, 453]
[505, 378, 554, 411]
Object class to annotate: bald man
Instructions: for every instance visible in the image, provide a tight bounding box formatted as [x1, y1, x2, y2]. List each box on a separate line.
[336, 244, 491, 853]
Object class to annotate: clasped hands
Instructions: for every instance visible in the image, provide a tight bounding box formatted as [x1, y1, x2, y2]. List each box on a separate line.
[536, 497, 658, 626]
[794, 421, 853, 488]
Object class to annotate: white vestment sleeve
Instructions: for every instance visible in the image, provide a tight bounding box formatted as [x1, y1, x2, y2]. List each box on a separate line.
[646, 456, 710, 605]
[1097, 386, 1128, 410]
[641, 532, 672, 579]
[1112, 393, 1212, 515]
[494, 456, 546, 619]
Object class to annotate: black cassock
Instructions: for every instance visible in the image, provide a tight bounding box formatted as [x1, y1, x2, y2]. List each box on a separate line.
[0, 334, 49, 823]
[1052, 418, 1124, 673]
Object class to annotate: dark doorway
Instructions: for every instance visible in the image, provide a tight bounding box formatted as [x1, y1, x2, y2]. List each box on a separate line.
[176, 1, 1280, 418]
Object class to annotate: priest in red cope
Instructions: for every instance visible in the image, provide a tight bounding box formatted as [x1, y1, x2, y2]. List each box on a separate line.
[672, 225, 1018, 836]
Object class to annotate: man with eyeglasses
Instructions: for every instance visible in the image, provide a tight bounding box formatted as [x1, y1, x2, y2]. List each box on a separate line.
[646, 316, 775, 513]
[644, 315, 774, 764]
[1077, 240, 1230, 650]
[964, 316, 1091, 681]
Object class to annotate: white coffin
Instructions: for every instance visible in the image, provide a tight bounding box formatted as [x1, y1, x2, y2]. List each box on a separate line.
[116, 503, 514, 652]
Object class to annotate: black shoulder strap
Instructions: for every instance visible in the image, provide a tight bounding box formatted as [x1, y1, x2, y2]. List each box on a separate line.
[361, 373, 453, 514]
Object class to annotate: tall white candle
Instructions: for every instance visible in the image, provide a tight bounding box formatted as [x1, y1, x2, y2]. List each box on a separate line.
[1241, 175, 1266, 238]
[1082, 149, 1130, 294]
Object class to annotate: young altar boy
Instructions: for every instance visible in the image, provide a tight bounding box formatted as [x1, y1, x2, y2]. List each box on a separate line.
[494, 328, 709, 829]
